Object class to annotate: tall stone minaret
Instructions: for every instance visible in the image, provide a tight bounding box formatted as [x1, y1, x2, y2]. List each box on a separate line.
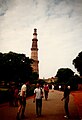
[31, 28, 39, 75]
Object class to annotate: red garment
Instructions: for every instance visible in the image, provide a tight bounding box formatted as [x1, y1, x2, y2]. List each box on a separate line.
[44, 85, 49, 92]
[14, 88, 19, 98]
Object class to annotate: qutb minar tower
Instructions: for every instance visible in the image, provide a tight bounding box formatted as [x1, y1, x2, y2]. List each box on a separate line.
[31, 28, 39, 76]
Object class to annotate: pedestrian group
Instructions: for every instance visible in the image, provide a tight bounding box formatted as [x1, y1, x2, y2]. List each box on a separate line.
[8, 82, 70, 120]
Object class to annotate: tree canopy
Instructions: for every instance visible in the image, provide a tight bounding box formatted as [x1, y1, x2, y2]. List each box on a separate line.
[0, 51, 33, 83]
[56, 68, 74, 84]
[73, 51, 82, 76]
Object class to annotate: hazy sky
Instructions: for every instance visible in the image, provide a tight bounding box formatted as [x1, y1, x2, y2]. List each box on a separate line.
[0, 0, 82, 79]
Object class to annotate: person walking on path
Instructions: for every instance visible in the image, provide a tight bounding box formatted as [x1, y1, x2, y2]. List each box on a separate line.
[33, 83, 43, 117]
[16, 81, 29, 120]
[61, 85, 70, 119]
[14, 86, 19, 107]
[44, 83, 49, 100]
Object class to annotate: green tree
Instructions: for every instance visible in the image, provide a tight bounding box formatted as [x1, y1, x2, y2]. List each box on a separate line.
[69, 74, 80, 90]
[31, 72, 39, 84]
[73, 51, 82, 76]
[56, 68, 74, 84]
[0, 53, 4, 81]
[0, 51, 33, 84]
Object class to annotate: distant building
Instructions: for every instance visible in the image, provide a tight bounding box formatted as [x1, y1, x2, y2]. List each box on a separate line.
[31, 28, 39, 76]
[44, 77, 58, 83]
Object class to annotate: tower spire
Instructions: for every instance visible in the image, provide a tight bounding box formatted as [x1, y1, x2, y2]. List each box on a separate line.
[31, 28, 39, 76]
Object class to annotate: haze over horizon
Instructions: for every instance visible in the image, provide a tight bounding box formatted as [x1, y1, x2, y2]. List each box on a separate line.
[0, 0, 82, 79]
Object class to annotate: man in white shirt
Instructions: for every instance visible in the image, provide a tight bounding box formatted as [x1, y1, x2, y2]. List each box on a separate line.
[16, 81, 29, 120]
[33, 83, 43, 117]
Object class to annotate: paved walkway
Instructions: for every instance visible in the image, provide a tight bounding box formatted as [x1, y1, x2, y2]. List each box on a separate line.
[0, 90, 80, 120]
[71, 91, 82, 120]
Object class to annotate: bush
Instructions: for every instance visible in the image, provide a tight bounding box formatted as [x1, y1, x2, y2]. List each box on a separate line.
[0, 88, 9, 104]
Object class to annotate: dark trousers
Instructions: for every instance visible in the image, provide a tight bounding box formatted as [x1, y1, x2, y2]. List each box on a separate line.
[44, 91, 48, 100]
[64, 101, 69, 117]
[36, 99, 42, 116]
[18, 97, 26, 116]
